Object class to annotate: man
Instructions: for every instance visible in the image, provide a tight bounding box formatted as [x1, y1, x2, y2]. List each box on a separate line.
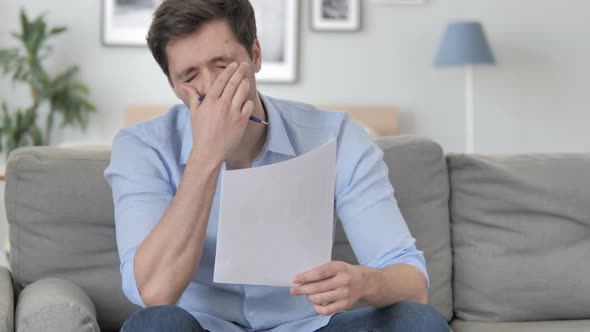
[105, 0, 449, 331]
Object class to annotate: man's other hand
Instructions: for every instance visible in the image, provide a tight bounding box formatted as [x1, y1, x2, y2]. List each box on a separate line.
[290, 261, 367, 316]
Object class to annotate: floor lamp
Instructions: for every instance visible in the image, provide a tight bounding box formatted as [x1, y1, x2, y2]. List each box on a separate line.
[434, 22, 495, 153]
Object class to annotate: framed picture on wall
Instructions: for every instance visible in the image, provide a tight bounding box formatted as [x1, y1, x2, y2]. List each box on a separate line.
[250, 0, 299, 82]
[102, 0, 159, 46]
[311, 0, 361, 31]
[102, 0, 299, 82]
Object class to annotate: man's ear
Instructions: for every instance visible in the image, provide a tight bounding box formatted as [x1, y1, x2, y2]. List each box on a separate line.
[251, 39, 262, 73]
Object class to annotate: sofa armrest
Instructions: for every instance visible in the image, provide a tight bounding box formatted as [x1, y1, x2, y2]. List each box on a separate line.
[15, 278, 99, 332]
[0, 266, 14, 332]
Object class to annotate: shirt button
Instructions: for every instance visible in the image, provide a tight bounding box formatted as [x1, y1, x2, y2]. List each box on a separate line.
[248, 311, 255, 317]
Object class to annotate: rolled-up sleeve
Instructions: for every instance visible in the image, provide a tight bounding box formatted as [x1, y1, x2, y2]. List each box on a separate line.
[105, 130, 175, 306]
[334, 117, 429, 287]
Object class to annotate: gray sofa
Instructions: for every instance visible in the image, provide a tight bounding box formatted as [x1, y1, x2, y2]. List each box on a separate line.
[1, 135, 589, 332]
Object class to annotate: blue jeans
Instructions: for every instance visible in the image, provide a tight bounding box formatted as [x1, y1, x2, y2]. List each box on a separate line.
[316, 302, 449, 332]
[121, 302, 449, 332]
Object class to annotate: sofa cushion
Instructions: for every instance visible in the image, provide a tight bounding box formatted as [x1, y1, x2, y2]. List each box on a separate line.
[329, 136, 453, 319]
[5, 147, 139, 331]
[449, 153, 590, 321]
[333, 136, 452, 319]
[451, 319, 590, 332]
[376, 136, 452, 320]
[15, 278, 99, 332]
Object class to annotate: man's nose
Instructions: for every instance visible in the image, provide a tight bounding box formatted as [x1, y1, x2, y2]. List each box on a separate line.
[193, 70, 216, 97]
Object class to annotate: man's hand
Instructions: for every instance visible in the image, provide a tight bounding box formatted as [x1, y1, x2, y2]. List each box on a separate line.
[290, 261, 368, 316]
[182, 62, 255, 163]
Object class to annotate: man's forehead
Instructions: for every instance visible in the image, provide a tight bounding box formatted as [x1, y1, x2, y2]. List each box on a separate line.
[167, 37, 236, 71]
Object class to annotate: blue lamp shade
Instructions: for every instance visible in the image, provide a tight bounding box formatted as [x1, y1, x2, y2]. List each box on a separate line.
[434, 22, 495, 66]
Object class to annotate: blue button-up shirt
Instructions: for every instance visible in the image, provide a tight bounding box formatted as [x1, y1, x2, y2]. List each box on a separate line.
[105, 94, 428, 332]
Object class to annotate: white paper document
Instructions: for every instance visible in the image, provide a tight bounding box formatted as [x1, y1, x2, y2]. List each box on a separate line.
[214, 139, 337, 287]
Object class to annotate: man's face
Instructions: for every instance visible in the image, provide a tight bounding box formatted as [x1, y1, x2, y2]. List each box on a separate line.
[166, 18, 262, 106]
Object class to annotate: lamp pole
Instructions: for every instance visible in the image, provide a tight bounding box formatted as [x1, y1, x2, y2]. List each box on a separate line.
[434, 21, 495, 153]
[465, 64, 474, 153]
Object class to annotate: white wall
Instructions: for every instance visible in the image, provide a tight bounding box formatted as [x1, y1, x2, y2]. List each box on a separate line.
[1, 0, 589, 154]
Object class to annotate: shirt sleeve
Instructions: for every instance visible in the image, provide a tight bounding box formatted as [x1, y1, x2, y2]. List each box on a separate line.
[104, 130, 175, 306]
[334, 116, 429, 288]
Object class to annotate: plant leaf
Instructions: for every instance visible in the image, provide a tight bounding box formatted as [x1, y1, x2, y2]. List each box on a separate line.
[19, 9, 29, 42]
[49, 26, 67, 36]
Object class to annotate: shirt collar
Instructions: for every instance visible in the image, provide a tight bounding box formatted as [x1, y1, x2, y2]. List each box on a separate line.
[180, 92, 295, 165]
[259, 93, 296, 157]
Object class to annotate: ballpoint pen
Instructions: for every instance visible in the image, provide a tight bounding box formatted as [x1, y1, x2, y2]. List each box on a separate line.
[199, 96, 268, 125]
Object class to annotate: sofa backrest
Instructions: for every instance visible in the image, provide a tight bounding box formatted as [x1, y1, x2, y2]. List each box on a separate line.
[5, 135, 454, 329]
[448, 153, 590, 322]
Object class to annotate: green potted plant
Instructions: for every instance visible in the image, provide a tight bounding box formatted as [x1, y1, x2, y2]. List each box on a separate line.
[0, 9, 96, 159]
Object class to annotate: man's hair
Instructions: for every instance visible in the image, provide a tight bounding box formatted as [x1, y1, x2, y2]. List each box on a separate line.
[147, 0, 257, 80]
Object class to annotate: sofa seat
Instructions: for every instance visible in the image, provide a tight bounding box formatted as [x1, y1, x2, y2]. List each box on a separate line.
[451, 319, 590, 332]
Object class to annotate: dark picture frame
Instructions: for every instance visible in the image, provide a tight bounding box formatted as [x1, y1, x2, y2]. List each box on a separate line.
[311, 0, 361, 32]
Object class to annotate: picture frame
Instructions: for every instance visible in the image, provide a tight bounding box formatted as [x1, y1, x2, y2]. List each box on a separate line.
[101, 0, 299, 83]
[311, 0, 361, 32]
[102, 0, 157, 47]
[251, 0, 299, 82]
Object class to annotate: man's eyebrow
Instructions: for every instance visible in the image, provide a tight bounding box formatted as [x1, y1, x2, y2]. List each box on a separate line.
[210, 56, 232, 64]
